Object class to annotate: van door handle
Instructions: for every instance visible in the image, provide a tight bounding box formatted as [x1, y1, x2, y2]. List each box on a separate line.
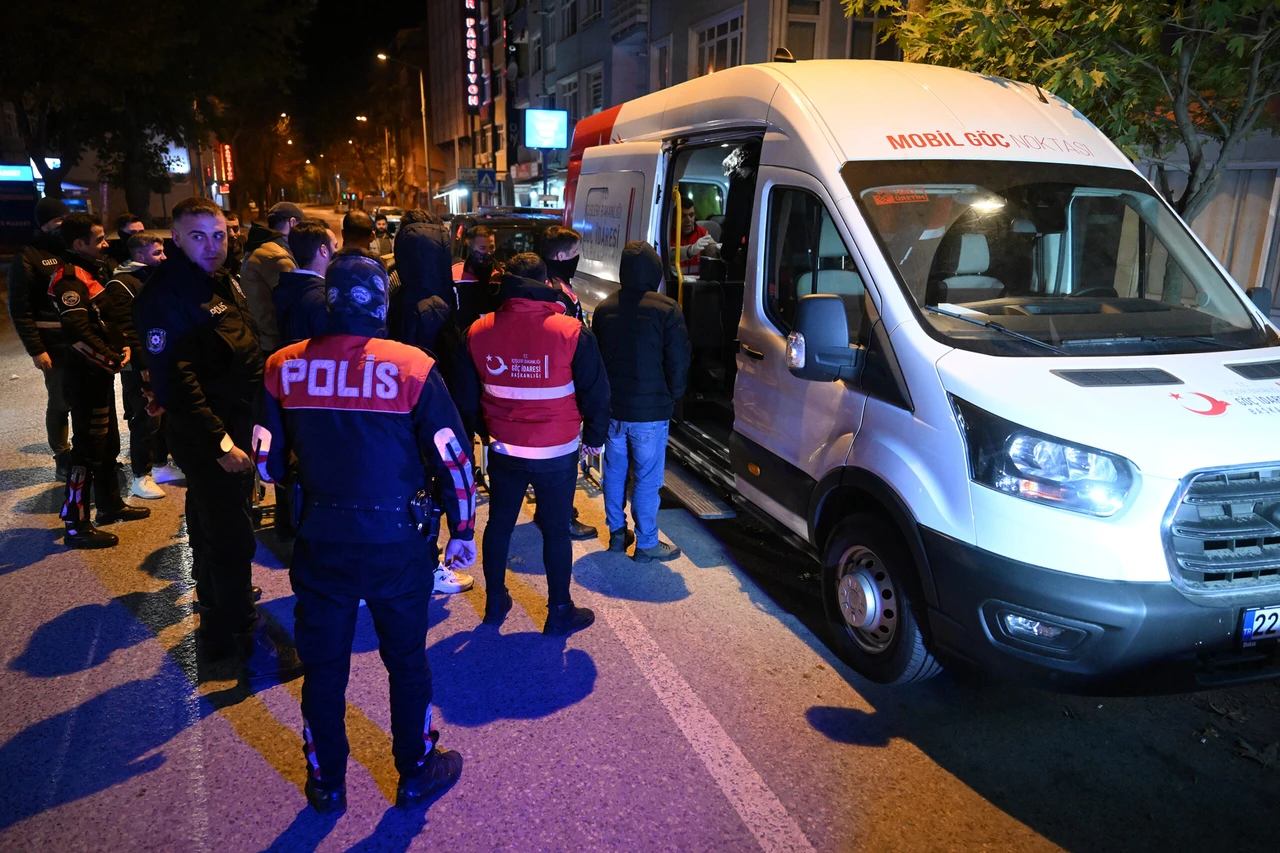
[740, 343, 765, 361]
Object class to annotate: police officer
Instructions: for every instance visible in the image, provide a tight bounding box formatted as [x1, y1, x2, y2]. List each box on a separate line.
[135, 198, 278, 671]
[456, 253, 610, 635]
[255, 250, 478, 815]
[52, 213, 151, 548]
[7, 198, 72, 480]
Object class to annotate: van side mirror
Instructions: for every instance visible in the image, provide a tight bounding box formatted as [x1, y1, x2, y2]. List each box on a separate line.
[1247, 286, 1273, 314]
[786, 294, 864, 381]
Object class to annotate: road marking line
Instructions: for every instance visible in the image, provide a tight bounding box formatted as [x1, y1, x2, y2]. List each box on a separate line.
[599, 602, 815, 853]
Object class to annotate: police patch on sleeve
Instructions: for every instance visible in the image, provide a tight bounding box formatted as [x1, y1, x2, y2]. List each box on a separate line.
[146, 329, 166, 354]
[61, 291, 81, 307]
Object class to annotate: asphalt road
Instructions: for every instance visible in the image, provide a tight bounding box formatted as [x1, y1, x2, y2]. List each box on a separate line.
[0, 274, 1276, 852]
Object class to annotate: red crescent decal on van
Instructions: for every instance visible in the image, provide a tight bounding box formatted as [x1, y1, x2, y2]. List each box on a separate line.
[564, 104, 622, 227]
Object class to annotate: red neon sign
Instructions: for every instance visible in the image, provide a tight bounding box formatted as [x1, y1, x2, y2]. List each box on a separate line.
[220, 143, 235, 182]
[464, 0, 480, 112]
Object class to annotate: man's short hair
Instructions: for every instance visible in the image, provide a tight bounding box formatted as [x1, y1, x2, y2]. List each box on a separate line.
[127, 233, 163, 258]
[466, 225, 493, 243]
[60, 213, 101, 248]
[114, 213, 143, 232]
[223, 209, 239, 221]
[289, 218, 332, 268]
[505, 252, 546, 281]
[375, 213, 387, 223]
[342, 210, 375, 242]
[172, 196, 223, 224]
[400, 208, 439, 226]
[333, 246, 384, 265]
[540, 225, 581, 258]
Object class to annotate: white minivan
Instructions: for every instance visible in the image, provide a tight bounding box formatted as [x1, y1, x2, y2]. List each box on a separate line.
[563, 59, 1280, 692]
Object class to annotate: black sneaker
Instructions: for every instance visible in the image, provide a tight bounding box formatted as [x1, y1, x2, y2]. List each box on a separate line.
[569, 516, 598, 540]
[544, 602, 595, 636]
[305, 778, 347, 815]
[63, 524, 119, 549]
[397, 745, 462, 809]
[482, 590, 513, 626]
[237, 629, 303, 683]
[608, 527, 635, 552]
[634, 541, 681, 562]
[95, 505, 151, 525]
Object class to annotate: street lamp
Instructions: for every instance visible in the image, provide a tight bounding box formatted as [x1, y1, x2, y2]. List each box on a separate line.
[356, 115, 368, 122]
[377, 52, 433, 203]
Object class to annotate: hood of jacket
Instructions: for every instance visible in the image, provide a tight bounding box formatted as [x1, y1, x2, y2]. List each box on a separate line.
[498, 274, 565, 308]
[274, 269, 325, 311]
[244, 224, 286, 256]
[31, 229, 63, 255]
[393, 221, 454, 306]
[619, 241, 664, 293]
[408, 295, 454, 350]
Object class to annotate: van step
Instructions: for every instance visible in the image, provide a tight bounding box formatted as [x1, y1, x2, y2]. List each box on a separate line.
[664, 461, 736, 519]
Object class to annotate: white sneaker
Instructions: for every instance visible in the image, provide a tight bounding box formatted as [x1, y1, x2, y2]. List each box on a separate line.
[131, 474, 165, 500]
[433, 564, 474, 594]
[151, 463, 184, 484]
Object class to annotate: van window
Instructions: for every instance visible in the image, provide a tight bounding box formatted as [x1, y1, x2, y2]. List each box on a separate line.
[765, 187, 864, 338]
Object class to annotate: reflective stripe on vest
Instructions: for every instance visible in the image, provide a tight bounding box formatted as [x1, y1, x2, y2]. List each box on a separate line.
[490, 436, 581, 459]
[482, 380, 575, 400]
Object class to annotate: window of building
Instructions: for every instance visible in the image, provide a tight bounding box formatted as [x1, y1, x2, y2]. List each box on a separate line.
[560, 0, 578, 39]
[558, 76, 580, 122]
[584, 64, 604, 115]
[691, 7, 744, 78]
[765, 187, 864, 335]
[580, 0, 602, 27]
[650, 36, 672, 90]
[786, 0, 825, 61]
[544, 6, 558, 69]
[531, 33, 542, 73]
[848, 5, 903, 60]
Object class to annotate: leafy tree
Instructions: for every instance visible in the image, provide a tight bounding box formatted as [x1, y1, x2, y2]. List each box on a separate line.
[844, 0, 1280, 220]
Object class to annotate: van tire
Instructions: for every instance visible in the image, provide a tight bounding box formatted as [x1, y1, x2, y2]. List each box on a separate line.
[821, 515, 942, 685]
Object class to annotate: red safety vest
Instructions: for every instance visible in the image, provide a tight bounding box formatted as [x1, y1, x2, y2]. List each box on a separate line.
[467, 297, 582, 459]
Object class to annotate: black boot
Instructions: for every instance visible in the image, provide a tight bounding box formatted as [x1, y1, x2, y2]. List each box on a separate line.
[96, 504, 151, 525]
[397, 744, 462, 809]
[569, 514, 598, 540]
[305, 778, 347, 816]
[608, 527, 635, 552]
[544, 601, 595, 636]
[482, 590, 513, 626]
[63, 524, 119, 549]
[236, 627, 303, 683]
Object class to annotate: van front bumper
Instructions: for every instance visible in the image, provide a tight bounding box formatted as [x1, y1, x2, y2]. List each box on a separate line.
[921, 529, 1280, 694]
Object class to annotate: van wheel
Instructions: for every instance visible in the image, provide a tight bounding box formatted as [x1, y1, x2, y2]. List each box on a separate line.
[822, 515, 942, 684]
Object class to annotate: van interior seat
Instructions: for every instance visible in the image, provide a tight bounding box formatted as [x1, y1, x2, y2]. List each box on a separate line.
[926, 232, 1004, 305]
[698, 219, 722, 242]
[794, 216, 864, 328]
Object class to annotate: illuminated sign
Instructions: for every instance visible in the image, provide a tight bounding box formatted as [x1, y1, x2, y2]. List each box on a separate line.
[166, 140, 191, 175]
[220, 143, 235, 181]
[464, 0, 480, 112]
[525, 109, 569, 149]
[0, 164, 35, 182]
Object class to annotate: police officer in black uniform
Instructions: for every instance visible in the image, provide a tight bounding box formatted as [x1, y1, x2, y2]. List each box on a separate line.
[255, 250, 478, 814]
[51, 213, 151, 548]
[7, 198, 73, 480]
[135, 197, 283, 672]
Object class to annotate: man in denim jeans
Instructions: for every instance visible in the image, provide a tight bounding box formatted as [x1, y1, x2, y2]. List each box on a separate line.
[592, 242, 691, 561]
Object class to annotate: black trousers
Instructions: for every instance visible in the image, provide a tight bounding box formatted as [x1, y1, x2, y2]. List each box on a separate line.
[41, 349, 71, 460]
[178, 449, 258, 640]
[483, 451, 577, 607]
[292, 536, 434, 785]
[59, 359, 123, 526]
[120, 369, 167, 478]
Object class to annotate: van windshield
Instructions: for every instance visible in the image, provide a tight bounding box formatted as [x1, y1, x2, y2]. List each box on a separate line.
[842, 160, 1277, 356]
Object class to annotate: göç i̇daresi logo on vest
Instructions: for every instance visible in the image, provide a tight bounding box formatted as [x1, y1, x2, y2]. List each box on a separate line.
[486, 353, 549, 379]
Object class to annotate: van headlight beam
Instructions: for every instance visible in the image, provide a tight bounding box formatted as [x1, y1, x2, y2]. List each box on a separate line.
[951, 396, 1135, 517]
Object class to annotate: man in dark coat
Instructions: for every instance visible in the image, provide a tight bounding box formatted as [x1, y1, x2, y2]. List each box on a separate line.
[591, 241, 691, 560]
[6, 197, 72, 478]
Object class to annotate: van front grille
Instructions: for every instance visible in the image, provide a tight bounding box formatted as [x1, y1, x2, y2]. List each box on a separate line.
[1166, 465, 1280, 592]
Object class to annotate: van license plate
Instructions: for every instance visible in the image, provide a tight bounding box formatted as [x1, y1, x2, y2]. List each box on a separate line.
[1241, 606, 1280, 645]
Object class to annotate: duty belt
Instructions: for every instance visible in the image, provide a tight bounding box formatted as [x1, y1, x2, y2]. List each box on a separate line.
[306, 494, 412, 512]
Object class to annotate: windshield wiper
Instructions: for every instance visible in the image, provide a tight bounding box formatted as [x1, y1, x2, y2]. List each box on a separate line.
[1061, 334, 1251, 351]
[923, 305, 1067, 354]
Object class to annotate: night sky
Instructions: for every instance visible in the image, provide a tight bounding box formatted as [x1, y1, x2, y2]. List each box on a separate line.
[293, 0, 428, 152]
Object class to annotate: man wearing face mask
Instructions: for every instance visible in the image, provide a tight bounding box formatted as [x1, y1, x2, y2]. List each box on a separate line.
[452, 226, 503, 329]
[539, 225, 585, 322]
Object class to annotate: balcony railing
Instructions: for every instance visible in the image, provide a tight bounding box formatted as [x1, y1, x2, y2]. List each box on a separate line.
[611, 0, 648, 40]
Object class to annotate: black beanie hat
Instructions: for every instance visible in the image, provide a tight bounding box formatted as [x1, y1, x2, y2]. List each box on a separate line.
[35, 197, 70, 227]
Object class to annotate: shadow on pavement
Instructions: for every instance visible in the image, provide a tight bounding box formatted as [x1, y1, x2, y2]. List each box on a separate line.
[12, 483, 63, 515]
[427, 628, 596, 727]
[570, 549, 690, 603]
[17, 443, 51, 456]
[344, 805, 430, 853]
[0, 466, 56, 491]
[262, 807, 341, 853]
[10, 600, 152, 677]
[0, 527, 60, 575]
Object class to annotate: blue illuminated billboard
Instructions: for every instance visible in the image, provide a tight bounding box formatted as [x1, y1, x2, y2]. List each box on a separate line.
[525, 109, 569, 149]
[0, 164, 35, 182]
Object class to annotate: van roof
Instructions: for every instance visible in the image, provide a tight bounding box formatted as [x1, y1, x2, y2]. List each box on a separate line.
[610, 60, 1132, 171]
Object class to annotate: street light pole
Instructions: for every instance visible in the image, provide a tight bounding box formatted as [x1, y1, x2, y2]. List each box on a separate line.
[378, 53, 433, 207]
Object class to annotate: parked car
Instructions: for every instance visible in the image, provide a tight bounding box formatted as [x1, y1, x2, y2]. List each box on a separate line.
[565, 59, 1280, 693]
[450, 208, 563, 263]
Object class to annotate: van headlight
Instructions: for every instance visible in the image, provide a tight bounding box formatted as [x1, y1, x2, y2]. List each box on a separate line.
[950, 396, 1135, 517]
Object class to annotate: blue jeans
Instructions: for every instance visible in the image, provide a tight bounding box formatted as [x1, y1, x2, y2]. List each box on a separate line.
[603, 419, 669, 549]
